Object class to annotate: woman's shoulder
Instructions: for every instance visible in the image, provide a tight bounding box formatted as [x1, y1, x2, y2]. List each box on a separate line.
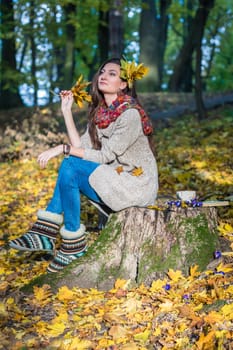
[118, 108, 141, 123]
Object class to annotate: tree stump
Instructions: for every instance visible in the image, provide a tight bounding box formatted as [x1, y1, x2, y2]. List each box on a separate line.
[51, 205, 220, 291]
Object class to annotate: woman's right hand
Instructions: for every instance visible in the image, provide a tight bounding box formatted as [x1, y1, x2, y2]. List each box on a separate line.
[37, 145, 63, 168]
[60, 90, 74, 112]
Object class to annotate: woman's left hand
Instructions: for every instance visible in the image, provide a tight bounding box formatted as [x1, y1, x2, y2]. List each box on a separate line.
[37, 145, 63, 168]
[60, 90, 74, 112]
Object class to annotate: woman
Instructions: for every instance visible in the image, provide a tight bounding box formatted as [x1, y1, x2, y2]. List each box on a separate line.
[9, 57, 159, 273]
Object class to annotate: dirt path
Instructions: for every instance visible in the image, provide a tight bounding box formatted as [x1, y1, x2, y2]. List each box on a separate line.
[146, 91, 233, 121]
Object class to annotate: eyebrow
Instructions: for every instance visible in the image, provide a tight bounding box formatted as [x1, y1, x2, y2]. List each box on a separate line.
[101, 68, 118, 73]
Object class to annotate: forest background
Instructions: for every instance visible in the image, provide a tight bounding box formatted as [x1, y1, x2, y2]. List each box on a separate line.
[1, 0, 233, 111]
[0, 0, 233, 349]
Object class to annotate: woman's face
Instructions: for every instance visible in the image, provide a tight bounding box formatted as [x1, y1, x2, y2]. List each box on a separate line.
[97, 63, 127, 95]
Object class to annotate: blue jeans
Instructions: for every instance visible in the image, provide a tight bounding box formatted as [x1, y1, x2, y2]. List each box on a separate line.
[46, 156, 102, 231]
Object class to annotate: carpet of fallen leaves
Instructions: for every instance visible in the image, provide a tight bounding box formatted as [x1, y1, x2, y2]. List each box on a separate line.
[0, 105, 233, 350]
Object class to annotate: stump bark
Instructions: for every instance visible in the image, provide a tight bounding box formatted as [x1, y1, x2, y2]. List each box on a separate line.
[51, 205, 220, 291]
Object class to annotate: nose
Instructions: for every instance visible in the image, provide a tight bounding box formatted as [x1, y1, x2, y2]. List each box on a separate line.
[100, 72, 107, 80]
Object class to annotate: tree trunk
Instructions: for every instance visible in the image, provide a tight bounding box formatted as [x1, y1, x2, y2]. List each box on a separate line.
[46, 206, 220, 291]
[108, 0, 124, 57]
[0, 0, 23, 109]
[29, 0, 38, 106]
[195, 37, 207, 120]
[62, 3, 77, 89]
[168, 0, 215, 92]
[139, 0, 171, 91]
[98, 7, 109, 63]
[194, 0, 215, 120]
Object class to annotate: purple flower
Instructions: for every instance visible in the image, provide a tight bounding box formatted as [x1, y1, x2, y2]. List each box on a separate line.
[214, 250, 222, 259]
[163, 283, 171, 291]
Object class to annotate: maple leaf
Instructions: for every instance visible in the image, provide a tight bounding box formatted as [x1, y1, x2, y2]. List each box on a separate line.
[220, 303, 233, 319]
[132, 167, 143, 176]
[122, 298, 142, 313]
[150, 279, 167, 292]
[217, 222, 233, 236]
[120, 59, 149, 88]
[134, 328, 151, 342]
[204, 311, 224, 325]
[71, 75, 92, 108]
[195, 331, 216, 350]
[189, 265, 201, 279]
[116, 165, 124, 174]
[50, 338, 93, 350]
[167, 268, 184, 282]
[216, 262, 233, 274]
[32, 284, 52, 307]
[47, 322, 66, 337]
[159, 300, 174, 312]
[114, 278, 130, 290]
[121, 343, 140, 350]
[109, 325, 128, 339]
[56, 285, 75, 301]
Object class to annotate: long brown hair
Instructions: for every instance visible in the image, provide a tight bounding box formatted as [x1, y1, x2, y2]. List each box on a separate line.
[88, 58, 154, 151]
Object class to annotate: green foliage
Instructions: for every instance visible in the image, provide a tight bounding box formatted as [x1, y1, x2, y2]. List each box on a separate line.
[1, 0, 233, 107]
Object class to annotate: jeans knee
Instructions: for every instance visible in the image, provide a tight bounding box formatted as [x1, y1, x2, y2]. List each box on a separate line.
[59, 158, 77, 188]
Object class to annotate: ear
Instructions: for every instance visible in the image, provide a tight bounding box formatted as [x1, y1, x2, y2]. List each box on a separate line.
[120, 81, 127, 91]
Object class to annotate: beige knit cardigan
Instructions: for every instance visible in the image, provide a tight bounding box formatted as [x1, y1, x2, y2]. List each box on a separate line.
[81, 108, 158, 211]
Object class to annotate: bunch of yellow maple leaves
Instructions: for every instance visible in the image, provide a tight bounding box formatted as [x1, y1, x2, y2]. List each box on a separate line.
[0, 106, 232, 349]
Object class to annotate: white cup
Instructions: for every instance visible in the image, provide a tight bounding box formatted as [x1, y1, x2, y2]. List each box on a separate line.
[176, 191, 196, 201]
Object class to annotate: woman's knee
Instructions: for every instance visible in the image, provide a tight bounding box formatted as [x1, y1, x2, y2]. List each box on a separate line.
[58, 158, 78, 188]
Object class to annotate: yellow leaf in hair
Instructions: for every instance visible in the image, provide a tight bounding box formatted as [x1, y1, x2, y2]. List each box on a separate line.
[120, 59, 149, 88]
[132, 167, 143, 176]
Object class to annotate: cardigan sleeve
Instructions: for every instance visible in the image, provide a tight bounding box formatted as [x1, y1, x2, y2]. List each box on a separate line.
[80, 128, 92, 148]
[83, 109, 142, 164]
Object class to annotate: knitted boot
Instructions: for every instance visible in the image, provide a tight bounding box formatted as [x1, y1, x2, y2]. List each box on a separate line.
[9, 210, 63, 252]
[47, 224, 87, 273]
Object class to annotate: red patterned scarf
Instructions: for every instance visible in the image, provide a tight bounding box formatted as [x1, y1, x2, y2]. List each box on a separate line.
[94, 95, 153, 135]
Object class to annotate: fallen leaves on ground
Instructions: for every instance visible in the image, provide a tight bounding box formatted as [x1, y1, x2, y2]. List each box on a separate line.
[0, 106, 233, 349]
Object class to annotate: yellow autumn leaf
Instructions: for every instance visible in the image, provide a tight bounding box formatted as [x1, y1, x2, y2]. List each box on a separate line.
[167, 268, 184, 282]
[109, 325, 128, 339]
[114, 278, 130, 290]
[134, 329, 151, 342]
[53, 338, 93, 350]
[189, 264, 200, 278]
[47, 322, 66, 337]
[217, 222, 233, 236]
[120, 59, 149, 88]
[220, 303, 233, 319]
[32, 284, 52, 306]
[34, 321, 49, 336]
[121, 343, 139, 350]
[153, 327, 161, 336]
[71, 75, 92, 108]
[116, 165, 124, 174]
[195, 331, 216, 349]
[0, 280, 9, 295]
[97, 338, 115, 348]
[0, 302, 7, 316]
[204, 311, 224, 325]
[122, 298, 142, 313]
[216, 262, 233, 274]
[150, 279, 167, 292]
[159, 300, 174, 312]
[56, 285, 75, 301]
[132, 167, 143, 176]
